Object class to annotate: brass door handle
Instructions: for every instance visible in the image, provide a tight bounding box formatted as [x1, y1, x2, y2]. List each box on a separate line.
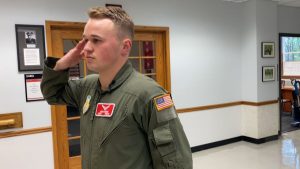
[0, 119, 15, 127]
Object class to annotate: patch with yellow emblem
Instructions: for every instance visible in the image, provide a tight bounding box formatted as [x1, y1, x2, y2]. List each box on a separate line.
[82, 95, 91, 115]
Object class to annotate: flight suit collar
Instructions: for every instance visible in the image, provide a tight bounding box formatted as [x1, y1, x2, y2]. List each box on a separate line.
[97, 60, 133, 94]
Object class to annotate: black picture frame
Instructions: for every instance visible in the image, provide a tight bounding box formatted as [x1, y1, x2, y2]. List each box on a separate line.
[24, 74, 44, 102]
[105, 4, 122, 8]
[261, 42, 275, 58]
[15, 24, 46, 71]
[262, 66, 276, 82]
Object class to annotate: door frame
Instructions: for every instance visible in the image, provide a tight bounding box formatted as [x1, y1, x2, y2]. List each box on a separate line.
[278, 33, 300, 134]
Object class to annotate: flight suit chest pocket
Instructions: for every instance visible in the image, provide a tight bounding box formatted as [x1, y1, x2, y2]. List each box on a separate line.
[97, 105, 129, 148]
[153, 123, 176, 157]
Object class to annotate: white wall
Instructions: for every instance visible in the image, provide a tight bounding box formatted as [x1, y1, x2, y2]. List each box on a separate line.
[241, 0, 279, 102]
[179, 106, 242, 147]
[256, 0, 279, 102]
[241, 0, 259, 102]
[0, 132, 54, 169]
[278, 5, 300, 34]
[125, 0, 244, 108]
[239, 0, 280, 139]
[0, 0, 296, 169]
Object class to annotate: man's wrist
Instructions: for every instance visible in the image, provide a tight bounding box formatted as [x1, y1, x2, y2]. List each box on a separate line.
[53, 59, 68, 71]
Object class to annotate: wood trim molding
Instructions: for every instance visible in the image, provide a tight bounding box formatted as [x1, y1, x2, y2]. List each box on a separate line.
[177, 100, 279, 113]
[0, 100, 279, 138]
[177, 101, 242, 113]
[241, 100, 279, 106]
[0, 126, 52, 139]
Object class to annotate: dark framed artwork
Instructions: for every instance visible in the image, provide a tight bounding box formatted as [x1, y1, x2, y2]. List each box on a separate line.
[262, 66, 276, 82]
[105, 4, 122, 8]
[262, 42, 275, 58]
[15, 24, 46, 71]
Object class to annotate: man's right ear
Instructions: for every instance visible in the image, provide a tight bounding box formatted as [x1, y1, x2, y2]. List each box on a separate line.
[121, 39, 132, 57]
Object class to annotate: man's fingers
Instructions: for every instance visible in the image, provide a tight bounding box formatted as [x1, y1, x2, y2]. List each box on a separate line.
[76, 39, 87, 50]
[80, 50, 85, 57]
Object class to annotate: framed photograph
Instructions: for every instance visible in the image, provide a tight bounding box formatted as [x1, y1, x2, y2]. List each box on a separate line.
[15, 24, 46, 71]
[105, 4, 122, 8]
[262, 66, 275, 82]
[262, 42, 275, 58]
[24, 74, 44, 102]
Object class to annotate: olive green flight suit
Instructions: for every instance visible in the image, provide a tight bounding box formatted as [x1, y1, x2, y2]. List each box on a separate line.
[41, 57, 193, 169]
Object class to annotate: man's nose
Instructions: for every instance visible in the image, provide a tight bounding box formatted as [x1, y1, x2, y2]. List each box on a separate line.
[83, 40, 93, 53]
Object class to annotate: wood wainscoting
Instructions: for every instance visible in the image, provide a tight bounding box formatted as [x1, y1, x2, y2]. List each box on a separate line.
[0, 126, 52, 139]
[176, 100, 279, 113]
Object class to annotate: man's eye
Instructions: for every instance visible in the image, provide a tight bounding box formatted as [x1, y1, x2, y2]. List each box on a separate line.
[92, 38, 101, 43]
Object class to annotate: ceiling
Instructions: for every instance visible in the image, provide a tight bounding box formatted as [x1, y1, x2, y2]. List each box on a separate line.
[223, 0, 300, 7]
[276, 0, 300, 7]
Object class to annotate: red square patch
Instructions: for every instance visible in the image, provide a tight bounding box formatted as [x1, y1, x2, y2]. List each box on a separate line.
[95, 103, 115, 117]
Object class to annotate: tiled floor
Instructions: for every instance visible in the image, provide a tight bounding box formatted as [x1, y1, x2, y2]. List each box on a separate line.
[281, 111, 299, 132]
[192, 130, 300, 169]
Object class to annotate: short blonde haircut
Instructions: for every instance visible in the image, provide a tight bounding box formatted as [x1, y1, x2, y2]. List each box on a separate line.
[88, 6, 134, 40]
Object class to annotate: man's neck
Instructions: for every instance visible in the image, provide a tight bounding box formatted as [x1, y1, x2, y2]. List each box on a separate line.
[98, 60, 126, 91]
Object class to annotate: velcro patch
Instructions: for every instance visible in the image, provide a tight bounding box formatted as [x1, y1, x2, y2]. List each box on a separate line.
[95, 103, 115, 117]
[154, 94, 174, 111]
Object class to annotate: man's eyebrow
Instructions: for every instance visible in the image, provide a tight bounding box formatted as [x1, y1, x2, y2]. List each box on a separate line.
[91, 34, 104, 39]
[82, 34, 103, 39]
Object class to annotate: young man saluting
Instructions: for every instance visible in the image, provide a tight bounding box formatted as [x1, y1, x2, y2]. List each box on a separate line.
[41, 6, 192, 169]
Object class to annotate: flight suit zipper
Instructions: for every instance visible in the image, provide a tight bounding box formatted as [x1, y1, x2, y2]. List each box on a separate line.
[98, 105, 128, 149]
[88, 93, 101, 169]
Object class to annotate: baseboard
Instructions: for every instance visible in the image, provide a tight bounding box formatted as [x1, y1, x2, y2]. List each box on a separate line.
[191, 134, 279, 153]
[241, 135, 279, 144]
[191, 136, 243, 153]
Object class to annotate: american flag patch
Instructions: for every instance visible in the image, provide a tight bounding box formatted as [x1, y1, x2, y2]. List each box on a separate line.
[154, 94, 174, 111]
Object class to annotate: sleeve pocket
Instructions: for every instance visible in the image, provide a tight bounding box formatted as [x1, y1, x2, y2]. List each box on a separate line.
[153, 123, 176, 157]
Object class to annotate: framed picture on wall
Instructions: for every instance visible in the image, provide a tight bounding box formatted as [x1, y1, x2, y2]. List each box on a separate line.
[262, 66, 275, 82]
[105, 4, 122, 8]
[15, 24, 46, 71]
[262, 42, 275, 58]
[24, 74, 44, 102]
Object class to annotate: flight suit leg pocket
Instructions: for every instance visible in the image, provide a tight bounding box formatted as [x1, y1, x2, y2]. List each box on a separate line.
[153, 123, 176, 157]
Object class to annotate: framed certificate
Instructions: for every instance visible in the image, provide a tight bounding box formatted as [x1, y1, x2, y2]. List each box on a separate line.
[15, 24, 46, 71]
[24, 74, 44, 102]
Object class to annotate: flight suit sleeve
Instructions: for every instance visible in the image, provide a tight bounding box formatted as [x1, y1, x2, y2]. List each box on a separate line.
[40, 57, 81, 107]
[143, 94, 193, 169]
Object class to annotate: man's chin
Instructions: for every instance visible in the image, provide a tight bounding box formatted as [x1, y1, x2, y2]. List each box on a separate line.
[86, 64, 109, 74]
[85, 64, 98, 74]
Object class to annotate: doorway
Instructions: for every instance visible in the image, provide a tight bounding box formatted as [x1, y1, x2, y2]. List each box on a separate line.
[279, 33, 300, 133]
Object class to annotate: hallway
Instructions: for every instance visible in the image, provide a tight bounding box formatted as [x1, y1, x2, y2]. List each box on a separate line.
[193, 130, 300, 169]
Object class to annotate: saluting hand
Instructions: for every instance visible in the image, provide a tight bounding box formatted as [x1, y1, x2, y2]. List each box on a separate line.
[54, 39, 87, 71]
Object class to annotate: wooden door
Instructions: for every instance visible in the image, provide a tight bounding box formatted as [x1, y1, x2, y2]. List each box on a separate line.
[46, 21, 85, 169]
[130, 30, 166, 88]
[46, 21, 170, 169]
